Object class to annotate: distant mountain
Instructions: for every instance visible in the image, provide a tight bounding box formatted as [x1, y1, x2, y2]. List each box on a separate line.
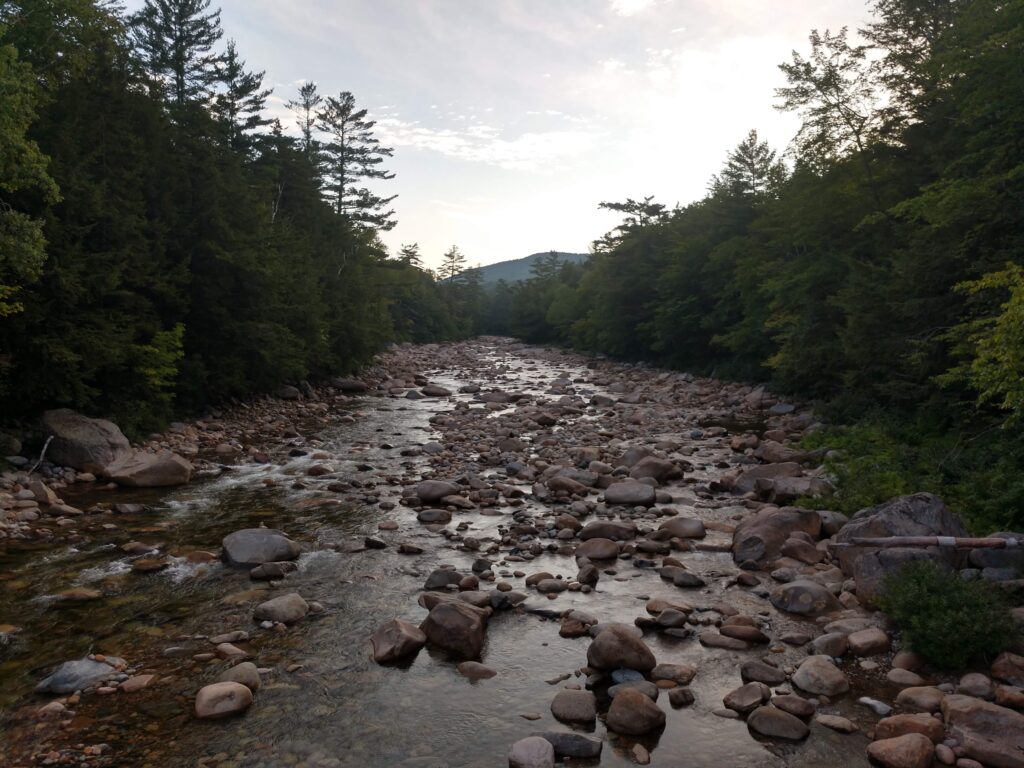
[472, 251, 590, 285]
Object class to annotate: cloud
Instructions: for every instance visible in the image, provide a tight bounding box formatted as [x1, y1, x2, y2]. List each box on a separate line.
[375, 115, 602, 173]
[609, 0, 658, 17]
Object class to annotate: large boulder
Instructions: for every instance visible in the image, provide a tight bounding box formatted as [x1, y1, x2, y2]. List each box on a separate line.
[769, 580, 842, 617]
[834, 494, 968, 606]
[586, 625, 656, 672]
[732, 506, 822, 567]
[943, 693, 1024, 768]
[222, 529, 300, 567]
[420, 600, 489, 659]
[866, 733, 935, 768]
[371, 618, 427, 663]
[41, 409, 131, 474]
[605, 688, 665, 735]
[575, 538, 619, 560]
[747, 705, 809, 741]
[253, 593, 308, 624]
[792, 655, 849, 696]
[106, 450, 192, 487]
[508, 736, 555, 768]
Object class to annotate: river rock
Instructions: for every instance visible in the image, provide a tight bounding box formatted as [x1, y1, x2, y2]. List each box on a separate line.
[41, 408, 132, 474]
[586, 625, 656, 672]
[747, 705, 809, 740]
[896, 686, 946, 713]
[993, 652, 1024, 687]
[943, 693, 1024, 768]
[724, 682, 770, 714]
[508, 736, 555, 768]
[732, 506, 822, 567]
[866, 733, 935, 768]
[741, 660, 787, 686]
[658, 517, 706, 539]
[532, 732, 602, 759]
[218, 662, 260, 691]
[605, 688, 665, 735]
[36, 657, 122, 694]
[106, 450, 193, 487]
[416, 480, 461, 503]
[629, 456, 681, 482]
[792, 655, 849, 696]
[848, 627, 890, 656]
[875, 713, 945, 743]
[371, 618, 427, 663]
[222, 529, 300, 567]
[578, 520, 637, 541]
[253, 593, 308, 624]
[604, 482, 656, 507]
[194, 681, 253, 719]
[575, 537, 619, 559]
[420, 600, 489, 659]
[550, 689, 596, 723]
[770, 580, 841, 616]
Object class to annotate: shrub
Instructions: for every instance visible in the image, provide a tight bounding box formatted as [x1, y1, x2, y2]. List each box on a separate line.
[879, 560, 1016, 670]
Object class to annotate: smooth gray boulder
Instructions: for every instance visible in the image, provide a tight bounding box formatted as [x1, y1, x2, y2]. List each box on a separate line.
[41, 409, 131, 474]
[106, 450, 193, 487]
[36, 657, 124, 694]
[222, 529, 300, 567]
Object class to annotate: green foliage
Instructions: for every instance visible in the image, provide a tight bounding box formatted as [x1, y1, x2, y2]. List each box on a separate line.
[942, 264, 1024, 424]
[879, 560, 1015, 670]
[0, 38, 60, 315]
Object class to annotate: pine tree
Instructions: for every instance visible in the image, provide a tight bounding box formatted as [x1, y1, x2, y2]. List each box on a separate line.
[131, 0, 223, 108]
[212, 39, 271, 154]
[287, 81, 322, 158]
[438, 245, 466, 281]
[709, 130, 786, 200]
[317, 90, 397, 229]
[397, 243, 423, 267]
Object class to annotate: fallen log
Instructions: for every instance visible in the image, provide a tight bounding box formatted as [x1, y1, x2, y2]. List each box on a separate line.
[829, 536, 1018, 550]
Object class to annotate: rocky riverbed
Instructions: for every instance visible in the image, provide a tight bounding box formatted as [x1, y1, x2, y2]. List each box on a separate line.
[2, 338, 1023, 768]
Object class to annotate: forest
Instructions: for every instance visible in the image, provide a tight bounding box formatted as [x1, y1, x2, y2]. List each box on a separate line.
[0, 0, 482, 434]
[477, 0, 1024, 531]
[2, 0, 1023, 531]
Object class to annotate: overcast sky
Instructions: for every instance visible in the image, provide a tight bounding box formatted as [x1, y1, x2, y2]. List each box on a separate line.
[133, 0, 873, 270]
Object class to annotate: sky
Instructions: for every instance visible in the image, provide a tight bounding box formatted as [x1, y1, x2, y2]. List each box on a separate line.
[131, 0, 872, 270]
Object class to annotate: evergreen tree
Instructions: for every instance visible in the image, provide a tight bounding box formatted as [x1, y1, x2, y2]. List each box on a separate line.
[438, 245, 467, 281]
[397, 243, 423, 267]
[131, 0, 223, 108]
[287, 81, 321, 158]
[709, 130, 786, 201]
[211, 39, 271, 154]
[317, 90, 396, 229]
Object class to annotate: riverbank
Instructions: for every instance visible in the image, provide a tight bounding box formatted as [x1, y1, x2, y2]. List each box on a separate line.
[1, 338, 1021, 768]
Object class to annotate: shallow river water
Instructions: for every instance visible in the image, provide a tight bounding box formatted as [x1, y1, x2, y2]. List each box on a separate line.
[1, 343, 876, 768]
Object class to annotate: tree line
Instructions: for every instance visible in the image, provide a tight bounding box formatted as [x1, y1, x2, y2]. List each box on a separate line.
[477, 0, 1024, 531]
[0, 0, 481, 433]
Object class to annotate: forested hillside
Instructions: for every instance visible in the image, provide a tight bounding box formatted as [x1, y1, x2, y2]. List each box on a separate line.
[0, 0, 483, 434]
[477, 0, 1024, 531]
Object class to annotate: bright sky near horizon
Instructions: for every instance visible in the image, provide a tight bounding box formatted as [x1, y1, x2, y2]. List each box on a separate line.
[130, 0, 871, 270]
